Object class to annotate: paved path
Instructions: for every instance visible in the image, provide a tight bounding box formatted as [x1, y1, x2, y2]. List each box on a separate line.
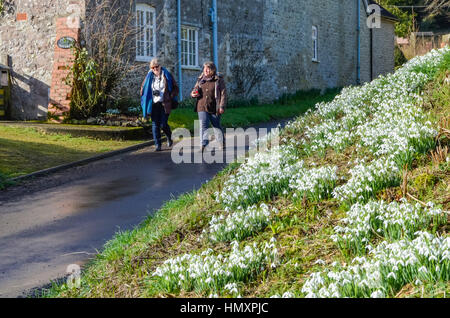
[0, 120, 288, 297]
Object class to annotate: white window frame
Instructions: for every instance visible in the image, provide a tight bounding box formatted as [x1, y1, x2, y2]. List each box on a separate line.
[136, 4, 156, 62]
[312, 25, 319, 62]
[181, 26, 199, 68]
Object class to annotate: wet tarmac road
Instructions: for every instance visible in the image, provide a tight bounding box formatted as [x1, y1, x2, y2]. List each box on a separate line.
[0, 120, 287, 297]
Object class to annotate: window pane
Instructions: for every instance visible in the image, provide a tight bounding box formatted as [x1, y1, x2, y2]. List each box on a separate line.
[146, 29, 150, 56]
[181, 27, 198, 66]
[182, 41, 186, 64]
[136, 6, 156, 58]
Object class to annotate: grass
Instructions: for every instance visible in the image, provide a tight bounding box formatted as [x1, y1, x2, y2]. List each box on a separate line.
[42, 57, 449, 298]
[0, 125, 143, 179]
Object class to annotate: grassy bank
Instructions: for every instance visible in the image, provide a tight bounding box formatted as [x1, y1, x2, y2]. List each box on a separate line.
[44, 47, 449, 298]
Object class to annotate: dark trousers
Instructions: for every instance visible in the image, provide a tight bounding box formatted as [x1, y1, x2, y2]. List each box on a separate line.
[198, 111, 224, 147]
[151, 102, 172, 147]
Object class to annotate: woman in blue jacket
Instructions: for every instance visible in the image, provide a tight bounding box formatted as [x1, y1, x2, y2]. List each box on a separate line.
[141, 58, 179, 151]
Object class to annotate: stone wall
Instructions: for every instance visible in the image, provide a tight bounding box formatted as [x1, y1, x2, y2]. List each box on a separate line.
[258, 0, 377, 99]
[0, 0, 85, 120]
[372, 18, 396, 79]
[2, 0, 397, 119]
[114, 0, 178, 100]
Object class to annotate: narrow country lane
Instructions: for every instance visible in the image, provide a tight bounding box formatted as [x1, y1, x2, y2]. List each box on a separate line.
[0, 120, 288, 298]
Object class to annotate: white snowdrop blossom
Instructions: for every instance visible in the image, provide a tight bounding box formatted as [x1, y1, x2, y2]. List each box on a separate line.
[289, 165, 338, 202]
[332, 200, 447, 254]
[301, 47, 447, 165]
[152, 240, 279, 296]
[202, 204, 278, 242]
[270, 291, 295, 298]
[332, 157, 400, 204]
[302, 232, 449, 298]
[218, 143, 338, 209]
[218, 145, 301, 209]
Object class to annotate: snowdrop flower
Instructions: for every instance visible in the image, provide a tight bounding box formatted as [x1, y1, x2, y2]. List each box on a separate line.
[370, 290, 385, 298]
[314, 259, 326, 265]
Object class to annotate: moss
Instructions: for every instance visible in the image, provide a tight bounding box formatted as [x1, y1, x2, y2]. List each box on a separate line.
[413, 173, 438, 197]
[377, 187, 403, 202]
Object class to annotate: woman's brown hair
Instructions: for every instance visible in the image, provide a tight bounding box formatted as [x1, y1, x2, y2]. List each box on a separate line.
[202, 61, 217, 76]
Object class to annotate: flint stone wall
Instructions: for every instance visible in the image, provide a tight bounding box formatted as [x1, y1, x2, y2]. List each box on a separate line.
[1, 0, 396, 119]
[124, 0, 396, 103]
[0, 0, 85, 120]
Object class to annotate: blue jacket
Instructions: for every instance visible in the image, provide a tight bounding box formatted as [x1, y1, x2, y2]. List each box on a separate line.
[141, 67, 177, 118]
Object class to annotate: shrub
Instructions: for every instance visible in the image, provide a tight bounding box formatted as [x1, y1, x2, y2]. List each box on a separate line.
[395, 45, 408, 69]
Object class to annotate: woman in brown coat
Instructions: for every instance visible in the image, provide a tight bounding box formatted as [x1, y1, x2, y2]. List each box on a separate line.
[191, 61, 227, 151]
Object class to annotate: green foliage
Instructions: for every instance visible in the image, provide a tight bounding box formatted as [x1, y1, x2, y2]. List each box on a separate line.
[113, 97, 140, 115]
[377, 0, 417, 37]
[413, 173, 437, 196]
[67, 46, 106, 119]
[395, 45, 408, 68]
[227, 96, 260, 108]
[276, 89, 322, 105]
[412, 49, 450, 78]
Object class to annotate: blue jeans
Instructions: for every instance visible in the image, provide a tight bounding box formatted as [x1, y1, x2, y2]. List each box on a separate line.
[198, 111, 224, 147]
[151, 102, 172, 147]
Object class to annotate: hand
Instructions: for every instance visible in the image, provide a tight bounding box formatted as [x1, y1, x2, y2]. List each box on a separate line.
[218, 107, 225, 115]
[191, 91, 199, 98]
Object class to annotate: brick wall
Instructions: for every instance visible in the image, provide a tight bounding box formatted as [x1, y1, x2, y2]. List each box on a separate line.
[48, 17, 80, 117]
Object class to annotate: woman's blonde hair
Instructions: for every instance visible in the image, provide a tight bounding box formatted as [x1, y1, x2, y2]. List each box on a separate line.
[202, 61, 217, 76]
[150, 58, 160, 68]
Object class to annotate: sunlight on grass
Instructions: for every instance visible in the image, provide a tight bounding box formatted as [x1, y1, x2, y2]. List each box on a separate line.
[0, 125, 143, 178]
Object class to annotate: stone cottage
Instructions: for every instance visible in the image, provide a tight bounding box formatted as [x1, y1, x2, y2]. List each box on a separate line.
[0, 0, 397, 120]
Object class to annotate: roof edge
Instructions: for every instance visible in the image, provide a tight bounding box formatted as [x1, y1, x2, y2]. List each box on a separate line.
[364, 0, 400, 23]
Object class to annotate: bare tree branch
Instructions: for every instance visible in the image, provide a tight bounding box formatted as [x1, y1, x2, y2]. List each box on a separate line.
[425, 0, 450, 19]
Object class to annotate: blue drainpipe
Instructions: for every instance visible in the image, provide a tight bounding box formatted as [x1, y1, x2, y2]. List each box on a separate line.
[357, 0, 361, 85]
[211, 0, 219, 70]
[177, 0, 183, 101]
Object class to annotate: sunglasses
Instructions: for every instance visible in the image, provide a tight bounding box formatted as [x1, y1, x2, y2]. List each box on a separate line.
[151, 65, 160, 70]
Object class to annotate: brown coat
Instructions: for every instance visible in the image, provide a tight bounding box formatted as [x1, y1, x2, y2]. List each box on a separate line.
[192, 74, 227, 114]
[161, 73, 179, 115]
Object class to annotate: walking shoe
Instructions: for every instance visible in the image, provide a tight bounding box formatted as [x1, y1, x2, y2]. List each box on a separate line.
[155, 145, 162, 152]
[167, 138, 173, 148]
